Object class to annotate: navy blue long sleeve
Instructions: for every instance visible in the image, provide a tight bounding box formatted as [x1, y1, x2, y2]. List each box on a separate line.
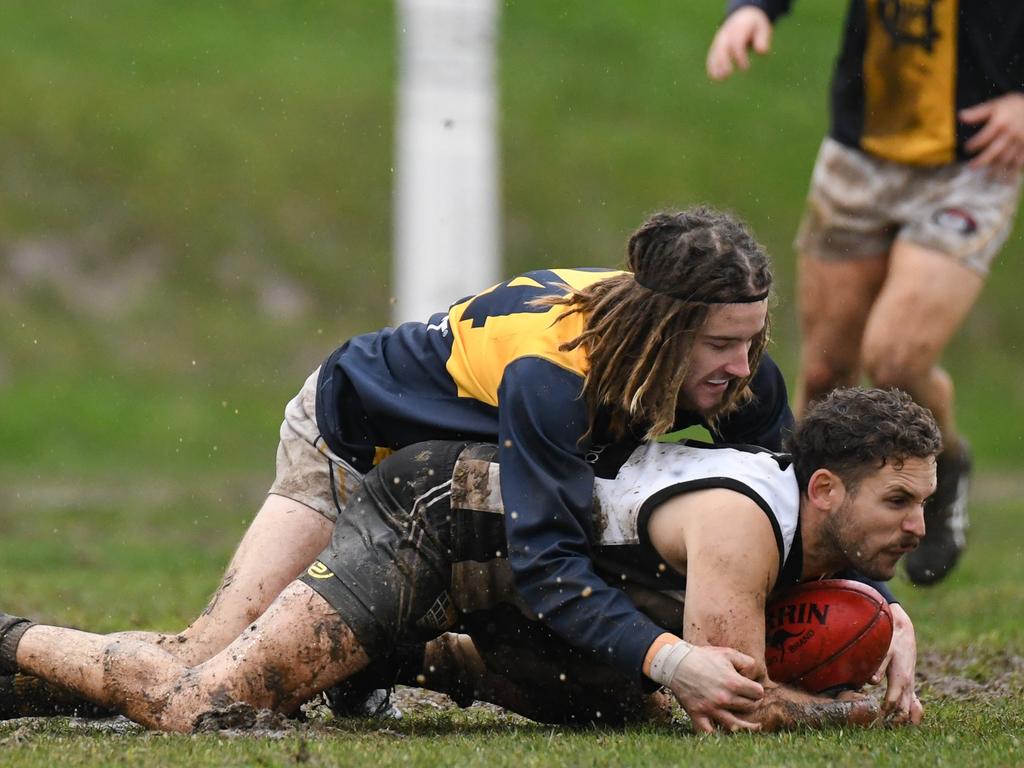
[726, 0, 791, 22]
[497, 357, 665, 682]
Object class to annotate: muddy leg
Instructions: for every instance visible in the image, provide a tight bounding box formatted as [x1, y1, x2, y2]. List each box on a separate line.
[111, 494, 334, 665]
[15, 581, 367, 732]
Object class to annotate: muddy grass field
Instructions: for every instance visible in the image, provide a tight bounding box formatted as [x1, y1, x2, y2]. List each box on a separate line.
[2, 476, 1024, 766]
[2, 654, 1024, 768]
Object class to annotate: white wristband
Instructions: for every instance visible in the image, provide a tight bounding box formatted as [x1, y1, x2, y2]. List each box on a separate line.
[648, 640, 696, 687]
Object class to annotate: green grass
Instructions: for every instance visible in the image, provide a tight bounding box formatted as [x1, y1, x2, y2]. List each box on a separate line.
[3, 703, 1024, 768]
[895, 498, 1024, 652]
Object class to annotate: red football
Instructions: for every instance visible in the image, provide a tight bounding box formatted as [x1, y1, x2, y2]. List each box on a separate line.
[764, 579, 893, 693]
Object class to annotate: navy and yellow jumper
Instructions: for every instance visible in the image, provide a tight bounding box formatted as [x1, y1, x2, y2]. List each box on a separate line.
[729, 0, 1024, 165]
[316, 268, 792, 681]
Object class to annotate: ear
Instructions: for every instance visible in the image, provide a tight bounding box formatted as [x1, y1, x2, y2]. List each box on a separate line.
[806, 468, 845, 512]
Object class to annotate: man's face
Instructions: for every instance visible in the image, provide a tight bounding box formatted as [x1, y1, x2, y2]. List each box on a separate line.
[824, 456, 937, 580]
[679, 300, 768, 414]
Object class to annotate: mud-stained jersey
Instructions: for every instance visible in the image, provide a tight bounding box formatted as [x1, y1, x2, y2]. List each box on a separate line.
[591, 441, 799, 568]
[728, 0, 1024, 164]
[450, 441, 804, 634]
[315, 267, 793, 682]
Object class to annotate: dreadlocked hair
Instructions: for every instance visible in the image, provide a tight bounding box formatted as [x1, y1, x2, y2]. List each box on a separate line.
[541, 207, 773, 442]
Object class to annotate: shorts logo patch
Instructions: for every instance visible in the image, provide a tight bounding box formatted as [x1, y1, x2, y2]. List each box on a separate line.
[306, 560, 335, 579]
[932, 208, 978, 236]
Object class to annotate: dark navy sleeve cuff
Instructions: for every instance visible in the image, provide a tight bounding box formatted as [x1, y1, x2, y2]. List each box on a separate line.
[725, 0, 792, 23]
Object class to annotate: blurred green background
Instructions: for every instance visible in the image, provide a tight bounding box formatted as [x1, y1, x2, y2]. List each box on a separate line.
[1, 1, 1022, 629]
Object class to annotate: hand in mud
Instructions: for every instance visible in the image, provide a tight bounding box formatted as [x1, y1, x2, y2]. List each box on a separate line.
[869, 603, 924, 726]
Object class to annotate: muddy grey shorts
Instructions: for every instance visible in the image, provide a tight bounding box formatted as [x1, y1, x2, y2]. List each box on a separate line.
[299, 440, 652, 724]
[267, 367, 363, 522]
[796, 137, 1022, 275]
[299, 440, 475, 657]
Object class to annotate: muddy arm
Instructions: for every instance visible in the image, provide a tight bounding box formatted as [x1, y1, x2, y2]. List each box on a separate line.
[753, 685, 879, 731]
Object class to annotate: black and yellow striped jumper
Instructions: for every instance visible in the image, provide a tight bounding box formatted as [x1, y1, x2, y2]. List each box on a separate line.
[730, 0, 1024, 165]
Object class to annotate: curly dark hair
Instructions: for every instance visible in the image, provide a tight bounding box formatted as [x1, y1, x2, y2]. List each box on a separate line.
[786, 387, 943, 494]
[540, 206, 773, 441]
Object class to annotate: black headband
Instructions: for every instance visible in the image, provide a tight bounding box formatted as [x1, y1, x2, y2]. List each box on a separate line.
[633, 272, 769, 303]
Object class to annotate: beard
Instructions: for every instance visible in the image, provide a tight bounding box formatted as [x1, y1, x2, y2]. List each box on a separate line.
[822, 496, 900, 581]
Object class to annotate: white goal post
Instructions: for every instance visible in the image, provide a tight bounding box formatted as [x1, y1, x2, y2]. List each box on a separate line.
[392, 0, 501, 326]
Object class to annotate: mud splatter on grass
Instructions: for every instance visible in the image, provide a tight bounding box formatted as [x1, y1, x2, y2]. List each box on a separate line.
[192, 702, 299, 737]
[917, 649, 1024, 700]
[3, 652, 1023, 740]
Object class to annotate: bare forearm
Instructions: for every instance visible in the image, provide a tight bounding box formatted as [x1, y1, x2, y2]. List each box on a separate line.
[753, 686, 879, 731]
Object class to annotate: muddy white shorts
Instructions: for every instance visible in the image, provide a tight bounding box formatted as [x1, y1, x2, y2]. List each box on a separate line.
[796, 137, 1022, 275]
[267, 367, 362, 522]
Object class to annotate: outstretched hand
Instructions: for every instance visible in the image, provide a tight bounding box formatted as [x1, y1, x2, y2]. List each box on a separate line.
[960, 92, 1024, 175]
[706, 6, 774, 81]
